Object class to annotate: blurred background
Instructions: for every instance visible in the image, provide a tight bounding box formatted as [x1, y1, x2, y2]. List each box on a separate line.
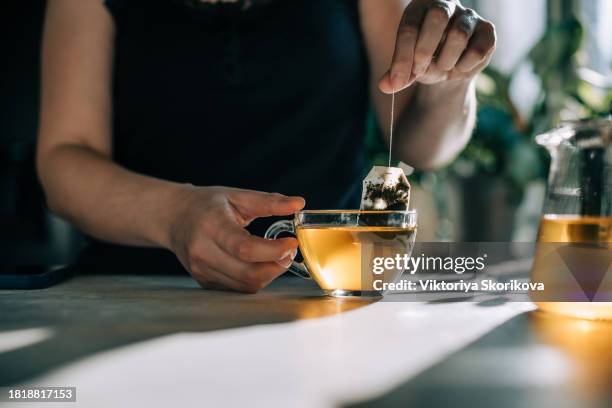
[368, 0, 612, 242]
[1, 0, 83, 268]
[1, 0, 611, 268]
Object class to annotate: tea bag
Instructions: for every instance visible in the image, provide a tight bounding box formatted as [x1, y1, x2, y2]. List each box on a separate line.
[360, 91, 413, 212]
[360, 164, 412, 211]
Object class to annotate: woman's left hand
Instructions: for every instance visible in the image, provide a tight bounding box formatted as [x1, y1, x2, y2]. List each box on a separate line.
[379, 0, 496, 94]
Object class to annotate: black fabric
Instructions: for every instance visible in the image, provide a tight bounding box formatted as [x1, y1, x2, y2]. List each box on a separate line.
[80, 0, 370, 272]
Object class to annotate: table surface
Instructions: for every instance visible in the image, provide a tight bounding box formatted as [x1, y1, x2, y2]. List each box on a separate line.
[1, 274, 611, 408]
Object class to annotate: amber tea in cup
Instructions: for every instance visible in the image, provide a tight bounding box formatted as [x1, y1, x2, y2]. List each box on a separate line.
[265, 210, 417, 298]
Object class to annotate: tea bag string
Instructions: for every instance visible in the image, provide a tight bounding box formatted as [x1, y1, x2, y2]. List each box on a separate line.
[388, 92, 395, 168]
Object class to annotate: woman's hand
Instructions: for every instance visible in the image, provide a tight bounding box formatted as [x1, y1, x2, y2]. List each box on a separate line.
[379, 0, 496, 94]
[169, 186, 305, 293]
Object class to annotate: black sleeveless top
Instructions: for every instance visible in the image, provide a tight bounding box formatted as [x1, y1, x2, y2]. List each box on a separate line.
[81, 0, 370, 271]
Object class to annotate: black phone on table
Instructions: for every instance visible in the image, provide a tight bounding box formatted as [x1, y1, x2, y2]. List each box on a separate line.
[0, 265, 73, 289]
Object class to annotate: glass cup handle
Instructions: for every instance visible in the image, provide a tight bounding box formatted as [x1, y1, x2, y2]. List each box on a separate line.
[264, 220, 311, 280]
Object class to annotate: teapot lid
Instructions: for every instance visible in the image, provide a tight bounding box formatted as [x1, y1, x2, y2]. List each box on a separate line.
[536, 117, 611, 148]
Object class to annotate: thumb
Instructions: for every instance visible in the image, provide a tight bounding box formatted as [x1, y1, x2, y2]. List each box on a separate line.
[228, 190, 305, 221]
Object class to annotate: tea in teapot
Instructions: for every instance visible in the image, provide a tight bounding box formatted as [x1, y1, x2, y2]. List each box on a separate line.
[530, 118, 612, 320]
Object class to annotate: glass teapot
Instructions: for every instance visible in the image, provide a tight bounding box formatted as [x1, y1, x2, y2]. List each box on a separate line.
[530, 118, 612, 320]
[537, 118, 611, 217]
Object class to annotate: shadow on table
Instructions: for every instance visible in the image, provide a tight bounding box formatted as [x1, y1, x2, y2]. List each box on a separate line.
[0, 272, 374, 385]
[347, 311, 612, 408]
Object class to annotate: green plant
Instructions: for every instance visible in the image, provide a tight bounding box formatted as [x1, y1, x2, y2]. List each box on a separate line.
[449, 67, 545, 204]
[528, 14, 610, 133]
[447, 12, 610, 202]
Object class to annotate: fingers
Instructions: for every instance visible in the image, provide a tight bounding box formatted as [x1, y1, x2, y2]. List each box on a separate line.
[436, 8, 479, 71]
[456, 19, 496, 73]
[412, 0, 456, 77]
[276, 250, 296, 269]
[216, 223, 299, 263]
[379, 0, 427, 94]
[195, 263, 288, 294]
[177, 187, 305, 294]
[190, 242, 291, 294]
[229, 190, 305, 221]
[380, 2, 496, 92]
[194, 265, 247, 292]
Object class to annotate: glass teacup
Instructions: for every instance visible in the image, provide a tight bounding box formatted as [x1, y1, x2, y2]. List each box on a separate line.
[265, 210, 418, 298]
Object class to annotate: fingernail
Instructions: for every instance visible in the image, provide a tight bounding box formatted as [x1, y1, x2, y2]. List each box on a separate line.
[283, 196, 299, 204]
[279, 248, 297, 262]
[277, 258, 292, 269]
[390, 72, 406, 91]
[413, 62, 427, 76]
[277, 249, 296, 269]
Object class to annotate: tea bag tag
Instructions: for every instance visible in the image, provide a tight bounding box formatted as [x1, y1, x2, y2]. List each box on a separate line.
[360, 166, 411, 211]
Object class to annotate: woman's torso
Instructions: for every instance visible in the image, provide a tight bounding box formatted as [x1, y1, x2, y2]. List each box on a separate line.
[82, 0, 370, 271]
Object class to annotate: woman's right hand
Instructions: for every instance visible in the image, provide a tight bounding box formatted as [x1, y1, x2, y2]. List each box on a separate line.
[168, 186, 305, 293]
